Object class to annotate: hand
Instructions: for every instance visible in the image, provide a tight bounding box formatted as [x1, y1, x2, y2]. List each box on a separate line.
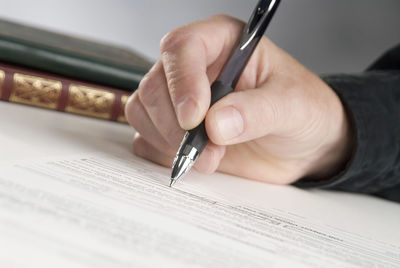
[125, 15, 352, 184]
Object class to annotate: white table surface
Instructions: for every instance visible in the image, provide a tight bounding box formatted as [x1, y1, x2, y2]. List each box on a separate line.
[0, 101, 399, 246]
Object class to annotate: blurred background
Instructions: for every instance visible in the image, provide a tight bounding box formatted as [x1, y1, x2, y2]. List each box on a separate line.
[0, 0, 399, 74]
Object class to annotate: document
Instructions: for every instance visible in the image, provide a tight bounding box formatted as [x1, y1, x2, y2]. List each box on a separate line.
[0, 152, 399, 268]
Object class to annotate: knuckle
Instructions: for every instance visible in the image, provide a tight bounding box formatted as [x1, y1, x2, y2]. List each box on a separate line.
[138, 72, 153, 90]
[137, 75, 160, 107]
[160, 27, 190, 53]
[209, 14, 243, 30]
[166, 69, 194, 102]
[210, 14, 233, 22]
[124, 93, 142, 128]
[124, 93, 135, 119]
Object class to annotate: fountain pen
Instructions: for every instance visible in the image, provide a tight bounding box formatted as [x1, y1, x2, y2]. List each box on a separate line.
[170, 0, 281, 187]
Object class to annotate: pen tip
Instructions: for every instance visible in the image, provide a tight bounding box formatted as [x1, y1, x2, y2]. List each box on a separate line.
[169, 179, 176, 187]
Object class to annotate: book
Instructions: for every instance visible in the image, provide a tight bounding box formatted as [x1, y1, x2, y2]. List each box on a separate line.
[0, 101, 399, 267]
[0, 18, 152, 91]
[0, 62, 130, 123]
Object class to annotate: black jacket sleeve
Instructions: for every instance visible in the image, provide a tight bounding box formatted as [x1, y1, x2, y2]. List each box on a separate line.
[295, 44, 400, 203]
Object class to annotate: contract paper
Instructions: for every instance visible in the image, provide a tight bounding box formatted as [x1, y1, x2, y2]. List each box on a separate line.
[0, 153, 399, 268]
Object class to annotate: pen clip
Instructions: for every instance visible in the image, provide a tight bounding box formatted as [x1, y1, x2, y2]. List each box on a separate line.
[239, 0, 280, 50]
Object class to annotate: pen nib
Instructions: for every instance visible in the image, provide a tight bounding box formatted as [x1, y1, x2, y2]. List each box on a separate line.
[169, 179, 176, 187]
[169, 140, 200, 187]
[170, 154, 194, 186]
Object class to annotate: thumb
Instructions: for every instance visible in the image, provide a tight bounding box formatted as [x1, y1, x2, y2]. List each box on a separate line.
[205, 87, 286, 145]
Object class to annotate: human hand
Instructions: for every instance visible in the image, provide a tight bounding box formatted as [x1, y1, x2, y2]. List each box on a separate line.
[125, 15, 352, 184]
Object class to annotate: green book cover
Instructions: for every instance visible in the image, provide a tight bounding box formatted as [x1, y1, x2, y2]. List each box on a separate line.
[0, 19, 152, 91]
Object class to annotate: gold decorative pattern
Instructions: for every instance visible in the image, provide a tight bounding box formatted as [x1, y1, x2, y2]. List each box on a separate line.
[117, 95, 129, 123]
[10, 73, 62, 109]
[66, 84, 115, 119]
[0, 70, 5, 98]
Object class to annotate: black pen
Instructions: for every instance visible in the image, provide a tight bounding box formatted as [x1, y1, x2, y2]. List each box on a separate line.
[170, 0, 281, 186]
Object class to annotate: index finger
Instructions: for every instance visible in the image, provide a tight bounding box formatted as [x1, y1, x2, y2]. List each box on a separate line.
[160, 15, 245, 130]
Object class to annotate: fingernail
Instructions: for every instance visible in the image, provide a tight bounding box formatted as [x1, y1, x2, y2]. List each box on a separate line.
[215, 106, 244, 141]
[176, 97, 199, 129]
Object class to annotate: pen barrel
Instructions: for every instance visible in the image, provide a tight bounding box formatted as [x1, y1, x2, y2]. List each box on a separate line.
[186, 121, 207, 154]
[210, 81, 234, 106]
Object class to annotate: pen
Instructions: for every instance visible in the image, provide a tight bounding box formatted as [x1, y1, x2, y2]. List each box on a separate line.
[170, 0, 281, 187]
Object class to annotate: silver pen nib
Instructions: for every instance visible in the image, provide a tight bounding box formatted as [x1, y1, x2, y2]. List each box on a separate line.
[169, 135, 200, 187]
[169, 179, 176, 187]
[171, 154, 194, 182]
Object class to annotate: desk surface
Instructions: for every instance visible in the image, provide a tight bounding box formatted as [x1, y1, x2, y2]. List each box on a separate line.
[1, 101, 399, 246]
[1, 101, 400, 268]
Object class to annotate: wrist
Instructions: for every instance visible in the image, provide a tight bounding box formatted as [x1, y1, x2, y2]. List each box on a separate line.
[305, 81, 354, 180]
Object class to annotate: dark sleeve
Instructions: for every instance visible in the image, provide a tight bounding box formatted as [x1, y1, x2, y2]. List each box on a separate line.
[294, 44, 400, 203]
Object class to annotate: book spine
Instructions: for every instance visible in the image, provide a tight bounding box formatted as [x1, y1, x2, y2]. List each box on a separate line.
[0, 62, 130, 123]
[0, 38, 145, 91]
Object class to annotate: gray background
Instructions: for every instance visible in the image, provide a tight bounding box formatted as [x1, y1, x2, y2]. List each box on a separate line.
[0, 0, 399, 74]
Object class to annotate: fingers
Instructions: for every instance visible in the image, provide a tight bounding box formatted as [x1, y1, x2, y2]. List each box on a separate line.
[160, 15, 245, 130]
[136, 61, 185, 147]
[193, 142, 226, 174]
[133, 134, 174, 167]
[125, 59, 226, 173]
[125, 91, 177, 155]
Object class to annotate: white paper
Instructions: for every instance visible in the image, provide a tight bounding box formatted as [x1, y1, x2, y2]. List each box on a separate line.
[0, 153, 399, 268]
